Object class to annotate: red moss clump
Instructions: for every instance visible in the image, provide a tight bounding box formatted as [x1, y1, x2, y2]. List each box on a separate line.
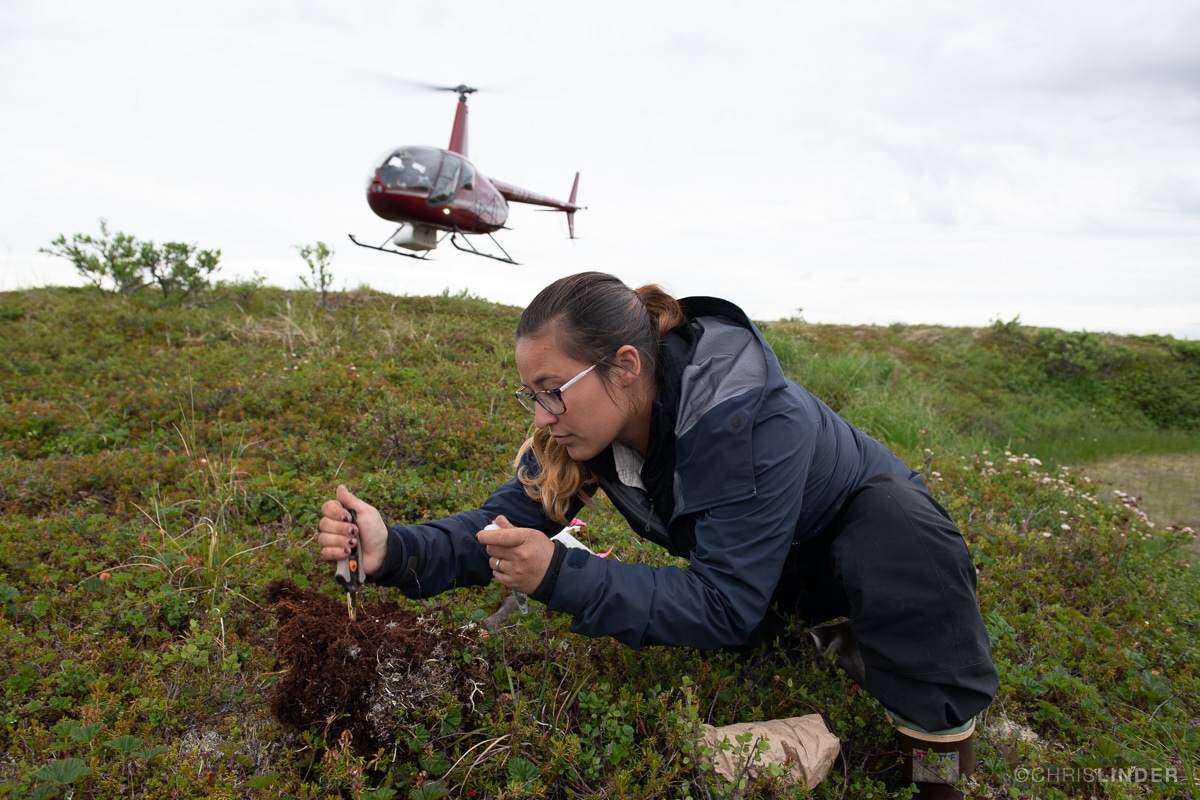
[265, 579, 488, 751]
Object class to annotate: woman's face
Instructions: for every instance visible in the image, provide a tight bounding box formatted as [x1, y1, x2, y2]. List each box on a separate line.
[514, 331, 646, 461]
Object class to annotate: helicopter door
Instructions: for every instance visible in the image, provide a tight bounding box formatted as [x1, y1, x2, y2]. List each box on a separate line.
[427, 154, 463, 206]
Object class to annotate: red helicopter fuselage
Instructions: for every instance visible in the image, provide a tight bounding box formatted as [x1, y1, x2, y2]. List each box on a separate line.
[367, 145, 508, 234]
[362, 89, 580, 252]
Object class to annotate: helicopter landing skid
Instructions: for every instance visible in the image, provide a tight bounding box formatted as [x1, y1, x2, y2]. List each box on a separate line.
[450, 230, 518, 265]
[347, 229, 437, 260]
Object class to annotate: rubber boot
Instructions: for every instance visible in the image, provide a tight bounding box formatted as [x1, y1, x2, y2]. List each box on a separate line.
[891, 714, 976, 799]
[808, 620, 867, 687]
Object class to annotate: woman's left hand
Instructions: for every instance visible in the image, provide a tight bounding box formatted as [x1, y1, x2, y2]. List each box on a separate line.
[476, 516, 556, 594]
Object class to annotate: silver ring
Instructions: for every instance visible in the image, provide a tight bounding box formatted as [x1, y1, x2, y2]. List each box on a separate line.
[494, 557, 502, 571]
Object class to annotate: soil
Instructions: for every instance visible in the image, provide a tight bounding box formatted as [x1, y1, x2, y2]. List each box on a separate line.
[264, 579, 491, 752]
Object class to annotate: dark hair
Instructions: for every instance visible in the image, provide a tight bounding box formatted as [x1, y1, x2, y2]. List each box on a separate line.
[513, 272, 686, 521]
[516, 271, 684, 379]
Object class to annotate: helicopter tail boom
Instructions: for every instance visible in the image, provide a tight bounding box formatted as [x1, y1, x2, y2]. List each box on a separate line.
[492, 172, 584, 238]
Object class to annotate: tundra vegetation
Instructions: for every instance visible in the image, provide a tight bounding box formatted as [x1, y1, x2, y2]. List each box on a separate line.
[1, 246, 1197, 798]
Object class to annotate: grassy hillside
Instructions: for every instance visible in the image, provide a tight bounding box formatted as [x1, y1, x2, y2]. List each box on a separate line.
[1, 284, 1197, 799]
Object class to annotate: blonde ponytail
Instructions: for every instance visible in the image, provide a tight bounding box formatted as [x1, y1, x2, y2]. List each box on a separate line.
[514, 428, 595, 524]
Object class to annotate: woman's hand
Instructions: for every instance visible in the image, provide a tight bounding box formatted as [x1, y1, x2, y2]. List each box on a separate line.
[476, 515, 556, 594]
[316, 485, 388, 577]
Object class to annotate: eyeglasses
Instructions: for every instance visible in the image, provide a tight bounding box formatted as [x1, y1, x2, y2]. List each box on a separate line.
[514, 364, 596, 415]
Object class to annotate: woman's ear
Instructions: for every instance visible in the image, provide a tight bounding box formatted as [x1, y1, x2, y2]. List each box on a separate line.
[611, 344, 643, 388]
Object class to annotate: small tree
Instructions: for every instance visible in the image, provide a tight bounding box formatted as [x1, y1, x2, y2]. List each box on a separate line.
[41, 220, 148, 294]
[147, 241, 222, 300]
[41, 220, 220, 299]
[296, 241, 335, 308]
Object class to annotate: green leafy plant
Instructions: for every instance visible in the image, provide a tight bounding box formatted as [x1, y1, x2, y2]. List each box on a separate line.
[30, 758, 93, 797]
[296, 241, 336, 309]
[40, 220, 220, 299]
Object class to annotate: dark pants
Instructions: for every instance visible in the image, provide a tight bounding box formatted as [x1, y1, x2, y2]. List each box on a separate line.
[766, 473, 998, 731]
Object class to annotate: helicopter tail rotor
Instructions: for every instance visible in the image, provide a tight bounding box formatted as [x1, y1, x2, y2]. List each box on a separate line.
[567, 172, 580, 239]
[519, 171, 584, 238]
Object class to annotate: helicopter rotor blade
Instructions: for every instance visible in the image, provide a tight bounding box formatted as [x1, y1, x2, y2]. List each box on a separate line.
[430, 83, 478, 97]
[390, 79, 478, 97]
[333, 62, 538, 101]
[370, 73, 546, 101]
[350, 73, 486, 99]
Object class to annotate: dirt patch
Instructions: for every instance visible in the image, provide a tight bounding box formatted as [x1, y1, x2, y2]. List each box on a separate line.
[265, 580, 492, 752]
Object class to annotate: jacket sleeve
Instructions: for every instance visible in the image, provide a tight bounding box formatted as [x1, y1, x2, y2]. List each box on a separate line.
[543, 394, 816, 649]
[371, 448, 582, 598]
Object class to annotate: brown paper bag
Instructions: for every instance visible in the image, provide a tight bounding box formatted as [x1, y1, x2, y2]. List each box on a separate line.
[701, 714, 840, 789]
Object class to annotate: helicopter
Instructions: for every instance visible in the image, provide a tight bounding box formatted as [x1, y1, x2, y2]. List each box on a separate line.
[349, 84, 583, 264]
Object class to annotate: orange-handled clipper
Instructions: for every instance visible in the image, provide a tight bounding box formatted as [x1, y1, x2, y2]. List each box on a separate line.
[335, 509, 364, 620]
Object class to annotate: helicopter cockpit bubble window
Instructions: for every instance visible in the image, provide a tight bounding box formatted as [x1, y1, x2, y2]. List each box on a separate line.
[375, 146, 441, 191]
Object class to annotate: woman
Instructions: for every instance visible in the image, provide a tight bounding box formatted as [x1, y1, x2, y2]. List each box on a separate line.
[317, 272, 997, 798]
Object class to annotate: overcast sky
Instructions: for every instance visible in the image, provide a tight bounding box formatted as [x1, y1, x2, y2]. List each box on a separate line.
[3, 1, 1199, 338]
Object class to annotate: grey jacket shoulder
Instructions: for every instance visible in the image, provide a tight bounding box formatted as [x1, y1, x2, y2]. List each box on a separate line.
[676, 316, 766, 438]
[671, 300, 912, 532]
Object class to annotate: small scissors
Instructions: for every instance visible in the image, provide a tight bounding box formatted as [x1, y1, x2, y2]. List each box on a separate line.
[334, 509, 364, 620]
